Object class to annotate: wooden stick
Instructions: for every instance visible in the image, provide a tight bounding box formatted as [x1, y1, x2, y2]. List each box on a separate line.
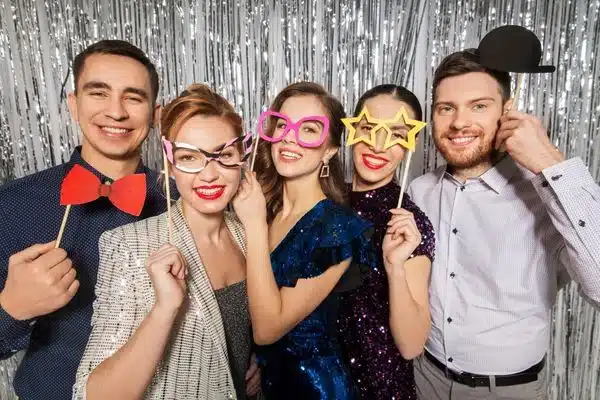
[513, 73, 524, 109]
[397, 150, 414, 208]
[249, 135, 259, 171]
[55, 204, 71, 248]
[163, 153, 173, 244]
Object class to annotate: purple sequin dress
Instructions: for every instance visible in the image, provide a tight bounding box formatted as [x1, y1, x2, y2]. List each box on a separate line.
[337, 181, 435, 400]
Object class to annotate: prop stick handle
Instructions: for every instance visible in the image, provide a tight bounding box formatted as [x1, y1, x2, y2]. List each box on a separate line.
[397, 150, 414, 208]
[163, 153, 173, 244]
[512, 73, 524, 110]
[55, 205, 72, 248]
[249, 135, 260, 172]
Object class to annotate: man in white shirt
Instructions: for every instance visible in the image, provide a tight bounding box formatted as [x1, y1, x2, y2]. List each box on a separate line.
[409, 48, 600, 400]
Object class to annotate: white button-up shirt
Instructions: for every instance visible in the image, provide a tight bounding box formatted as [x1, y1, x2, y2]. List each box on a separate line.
[408, 156, 600, 375]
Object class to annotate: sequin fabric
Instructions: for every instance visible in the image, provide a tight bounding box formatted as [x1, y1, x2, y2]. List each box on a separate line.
[337, 181, 435, 400]
[257, 199, 376, 400]
[214, 281, 252, 400]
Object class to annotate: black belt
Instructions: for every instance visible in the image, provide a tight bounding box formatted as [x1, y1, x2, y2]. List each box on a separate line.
[424, 351, 545, 388]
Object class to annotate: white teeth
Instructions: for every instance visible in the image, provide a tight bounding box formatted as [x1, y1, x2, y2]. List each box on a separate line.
[281, 151, 301, 159]
[102, 126, 130, 134]
[196, 187, 223, 195]
[364, 156, 387, 166]
[450, 137, 476, 144]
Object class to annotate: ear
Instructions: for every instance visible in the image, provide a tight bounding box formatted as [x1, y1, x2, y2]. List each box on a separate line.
[67, 92, 79, 123]
[323, 147, 339, 164]
[153, 104, 162, 132]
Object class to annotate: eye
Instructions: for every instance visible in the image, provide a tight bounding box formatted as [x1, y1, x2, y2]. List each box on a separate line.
[438, 105, 453, 114]
[276, 121, 287, 129]
[126, 96, 143, 103]
[89, 91, 107, 98]
[473, 103, 487, 111]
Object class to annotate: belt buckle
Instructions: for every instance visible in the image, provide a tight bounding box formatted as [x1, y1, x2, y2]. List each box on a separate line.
[460, 372, 478, 388]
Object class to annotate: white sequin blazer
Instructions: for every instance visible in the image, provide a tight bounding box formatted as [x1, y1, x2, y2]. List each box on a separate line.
[73, 199, 245, 399]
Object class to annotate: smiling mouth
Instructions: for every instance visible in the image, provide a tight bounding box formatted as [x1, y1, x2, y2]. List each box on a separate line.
[279, 149, 302, 162]
[99, 125, 133, 136]
[448, 136, 477, 146]
[194, 185, 225, 200]
[362, 153, 389, 170]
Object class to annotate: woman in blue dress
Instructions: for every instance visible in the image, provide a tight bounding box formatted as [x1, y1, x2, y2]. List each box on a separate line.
[233, 82, 376, 399]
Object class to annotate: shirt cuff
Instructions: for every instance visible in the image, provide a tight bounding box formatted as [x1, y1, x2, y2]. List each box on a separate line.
[0, 304, 35, 342]
[531, 157, 596, 197]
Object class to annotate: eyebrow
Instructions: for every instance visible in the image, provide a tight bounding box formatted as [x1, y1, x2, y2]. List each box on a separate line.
[81, 81, 149, 99]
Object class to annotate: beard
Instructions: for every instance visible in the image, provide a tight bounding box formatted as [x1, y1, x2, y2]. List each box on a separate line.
[433, 129, 497, 170]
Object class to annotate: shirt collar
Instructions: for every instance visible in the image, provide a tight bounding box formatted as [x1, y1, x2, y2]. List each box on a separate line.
[437, 155, 520, 194]
[67, 146, 148, 183]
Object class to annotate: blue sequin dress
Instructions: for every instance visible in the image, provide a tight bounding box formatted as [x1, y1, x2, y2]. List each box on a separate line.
[257, 199, 375, 400]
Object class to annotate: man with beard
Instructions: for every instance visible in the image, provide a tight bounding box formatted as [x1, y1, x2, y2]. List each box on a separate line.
[408, 49, 600, 400]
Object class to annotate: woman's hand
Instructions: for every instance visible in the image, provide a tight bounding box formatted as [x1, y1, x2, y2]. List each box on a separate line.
[145, 244, 188, 313]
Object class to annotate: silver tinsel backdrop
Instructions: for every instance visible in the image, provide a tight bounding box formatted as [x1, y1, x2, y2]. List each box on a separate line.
[0, 0, 598, 399]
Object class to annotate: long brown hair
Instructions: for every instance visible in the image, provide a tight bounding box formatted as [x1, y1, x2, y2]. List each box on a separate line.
[255, 82, 347, 223]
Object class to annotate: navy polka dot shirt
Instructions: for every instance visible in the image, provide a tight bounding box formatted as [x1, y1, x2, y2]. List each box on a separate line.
[0, 147, 173, 400]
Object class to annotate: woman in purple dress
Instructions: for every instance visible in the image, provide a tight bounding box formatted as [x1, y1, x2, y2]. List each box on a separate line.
[337, 84, 435, 399]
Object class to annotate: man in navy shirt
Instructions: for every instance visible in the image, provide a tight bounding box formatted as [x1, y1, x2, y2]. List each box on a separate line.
[0, 40, 169, 400]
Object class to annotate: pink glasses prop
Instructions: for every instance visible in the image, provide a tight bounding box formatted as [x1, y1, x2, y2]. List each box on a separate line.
[257, 110, 330, 148]
[162, 133, 253, 174]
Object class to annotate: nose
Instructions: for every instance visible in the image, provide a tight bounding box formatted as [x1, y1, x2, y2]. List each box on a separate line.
[105, 95, 129, 121]
[364, 126, 387, 153]
[450, 108, 472, 131]
[281, 126, 298, 144]
[197, 160, 219, 183]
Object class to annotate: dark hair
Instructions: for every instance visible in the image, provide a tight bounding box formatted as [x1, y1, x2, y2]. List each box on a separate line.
[73, 40, 159, 103]
[432, 48, 511, 103]
[255, 82, 347, 223]
[354, 84, 423, 120]
[161, 83, 243, 141]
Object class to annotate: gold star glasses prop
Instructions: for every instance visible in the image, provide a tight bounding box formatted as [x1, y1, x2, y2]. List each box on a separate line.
[342, 107, 427, 151]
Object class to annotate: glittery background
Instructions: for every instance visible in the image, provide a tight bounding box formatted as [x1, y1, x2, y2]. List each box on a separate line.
[0, 0, 598, 399]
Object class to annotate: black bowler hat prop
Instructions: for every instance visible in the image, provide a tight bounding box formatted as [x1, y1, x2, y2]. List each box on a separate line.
[477, 25, 556, 74]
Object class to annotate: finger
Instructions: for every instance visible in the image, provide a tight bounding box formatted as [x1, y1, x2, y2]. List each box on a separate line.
[494, 128, 513, 150]
[387, 222, 416, 238]
[246, 369, 261, 395]
[66, 279, 80, 298]
[9, 241, 57, 265]
[171, 262, 182, 279]
[151, 252, 184, 273]
[246, 374, 261, 396]
[388, 220, 418, 234]
[388, 208, 412, 216]
[498, 119, 521, 131]
[245, 361, 258, 380]
[37, 248, 69, 271]
[502, 109, 529, 121]
[49, 258, 74, 280]
[57, 267, 77, 291]
[388, 214, 414, 225]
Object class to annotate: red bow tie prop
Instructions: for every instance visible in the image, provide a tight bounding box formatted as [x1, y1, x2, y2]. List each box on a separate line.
[60, 164, 147, 216]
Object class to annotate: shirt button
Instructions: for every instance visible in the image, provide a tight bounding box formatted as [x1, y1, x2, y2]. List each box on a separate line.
[448, 357, 453, 363]
[450, 272, 456, 278]
[447, 317, 453, 323]
[541, 181, 549, 187]
[460, 186, 465, 191]
[452, 228, 458, 234]
[579, 220, 586, 227]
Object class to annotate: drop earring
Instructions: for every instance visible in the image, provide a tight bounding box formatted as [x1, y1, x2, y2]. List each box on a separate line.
[319, 160, 330, 178]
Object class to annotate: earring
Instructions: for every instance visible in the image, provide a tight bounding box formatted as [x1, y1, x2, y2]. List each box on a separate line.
[320, 161, 330, 178]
